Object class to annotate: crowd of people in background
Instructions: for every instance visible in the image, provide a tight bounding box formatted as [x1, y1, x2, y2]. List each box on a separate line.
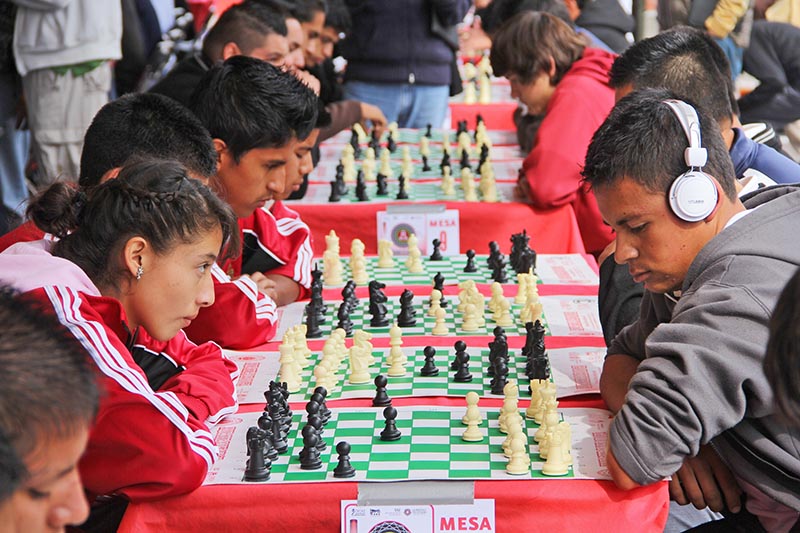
[0, 0, 799, 532]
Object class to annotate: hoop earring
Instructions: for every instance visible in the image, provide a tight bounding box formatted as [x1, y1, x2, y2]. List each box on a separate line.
[136, 265, 144, 280]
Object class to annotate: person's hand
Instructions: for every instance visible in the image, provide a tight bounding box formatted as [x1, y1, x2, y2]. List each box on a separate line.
[459, 17, 492, 55]
[242, 272, 278, 301]
[669, 444, 742, 513]
[514, 175, 533, 204]
[359, 103, 387, 137]
[293, 69, 321, 95]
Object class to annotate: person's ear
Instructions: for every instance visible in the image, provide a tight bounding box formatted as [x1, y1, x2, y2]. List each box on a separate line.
[213, 138, 229, 172]
[547, 57, 556, 83]
[703, 177, 725, 221]
[122, 236, 149, 281]
[221, 42, 242, 61]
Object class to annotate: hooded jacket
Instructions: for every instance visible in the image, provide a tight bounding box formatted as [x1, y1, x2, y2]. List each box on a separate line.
[608, 185, 800, 522]
[0, 240, 239, 501]
[576, 0, 635, 53]
[521, 47, 616, 256]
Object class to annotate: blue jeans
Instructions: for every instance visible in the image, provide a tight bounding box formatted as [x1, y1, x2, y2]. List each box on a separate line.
[0, 72, 30, 219]
[344, 81, 449, 129]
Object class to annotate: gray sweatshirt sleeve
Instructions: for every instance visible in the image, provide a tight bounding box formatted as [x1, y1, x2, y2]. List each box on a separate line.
[610, 266, 776, 485]
[607, 291, 672, 362]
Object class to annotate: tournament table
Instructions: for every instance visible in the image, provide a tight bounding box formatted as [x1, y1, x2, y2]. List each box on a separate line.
[119, 275, 669, 532]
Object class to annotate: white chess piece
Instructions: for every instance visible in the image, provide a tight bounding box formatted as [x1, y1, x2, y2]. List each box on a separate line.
[431, 307, 449, 336]
[463, 80, 477, 104]
[462, 303, 479, 332]
[495, 299, 513, 327]
[461, 391, 484, 424]
[387, 349, 406, 377]
[428, 289, 443, 317]
[419, 135, 430, 157]
[505, 434, 530, 475]
[407, 246, 424, 273]
[348, 345, 371, 384]
[541, 431, 569, 476]
[488, 282, 504, 313]
[388, 323, 403, 365]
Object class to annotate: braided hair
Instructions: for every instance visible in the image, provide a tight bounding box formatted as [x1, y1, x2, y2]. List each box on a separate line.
[28, 158, 240, 290]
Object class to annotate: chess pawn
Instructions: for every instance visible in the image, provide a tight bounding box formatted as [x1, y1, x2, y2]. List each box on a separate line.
[461, 303, 479, 332]
[495, 299, 514, 327]
[377, 239, 394, 268]
[333, 441, 357, 478]
[526, 379, 547, 420]
[478, 75, 491, 104]
[313, 364, 331, 391]
[278, 347, 302, 393]
[379, 148, 392, 176]
[419, 135, 430, 157]
[541, 431, 569, 476]
[505, 435, 530, 475]
[431, 307, 449, 336]
[461, 391, 483, 425]
[488, 282, 503, 313]
[388, 323, 404, 364]
[502, 419, 523, 458]
[461, 416, 483, 442]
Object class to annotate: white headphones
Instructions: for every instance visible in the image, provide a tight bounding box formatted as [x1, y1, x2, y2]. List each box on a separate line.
[664, 99, 718, 222]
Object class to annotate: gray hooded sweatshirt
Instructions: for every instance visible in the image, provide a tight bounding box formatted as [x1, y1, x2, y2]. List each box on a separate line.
[608, 184, 800, 516]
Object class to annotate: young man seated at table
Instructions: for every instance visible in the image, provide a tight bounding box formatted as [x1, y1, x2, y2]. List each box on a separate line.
[188, 56, 318, 312]
[0, 92, 281, 351]
[490, 12, 615, 256]
[0, 287, 99, 532]
[149, 1, 289, 108]
[597, 26, 800, 346]
[223, 103, 332, 306]
[583, 88, 800, 532]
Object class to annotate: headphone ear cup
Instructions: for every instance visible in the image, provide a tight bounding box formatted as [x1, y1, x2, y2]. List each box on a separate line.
[669, 171, 719, 222]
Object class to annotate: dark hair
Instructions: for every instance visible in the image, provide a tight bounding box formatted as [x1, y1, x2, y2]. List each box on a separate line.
[323, 0, 350, 34]
[582, 88, 737, 200]
[288, 0, 327, 22]
[0, 426, 25, 503]
[482, 0, 572, 34]
[764, 268, 800, 427]
[491, 12, 586, 86]
[79, 93, 217, 188]
[609, 26, 738, 122]
[28, 159, 240, 290]
[0, 286, 99, 464]
[190, 55, 318, 161]
[202, 0, 288, 61]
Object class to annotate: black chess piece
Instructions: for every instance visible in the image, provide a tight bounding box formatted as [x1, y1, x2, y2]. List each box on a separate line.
[396, 175, 409, 200]
[431, 271, 448, 308]
[356, 171, 369, 201]
[451, 340, 467, 370]
[396, 289, 417, 327]
[369, 280, 389, 327]
[372, 375, 392, 406]
[463, 249, 478, 273]
[350, 129, 362, 159]
[335, 160, 344, 180]
[244, 427, 271, 481]
[532, 319, 546, 355]
[453, 351, 473, 382]
[487, 241, 501, 269]
[299, 430, 323, 470]
[313, 387, 331, 424]
[492, 255, 509, 283]
[369, 128, 380, 152]
[429, 239, 443, 261]
[425, 123, 432, 138]
[440, 150, 451, 173]
[342, 281, 358, 312]
[328, 181, 341, 202]
[257, 413, 279, 461]
[490, 359, 509, 395]
[460, 148, 471, 170]
[333, 441, 356, 478]
[307, 415, 327, 451]
[376, 173, 388, 195]
[380, 406, 402, 441]
[522, 321, 536, 359]
[420, 346, 439, 376]
[421, 155, 431, 172]
[305, 300, 323, 338]
[310, 265, 326, 324]
[336, 301, 354, 336]
[387, 132, 397, 152]
[336, 173, 348, 197]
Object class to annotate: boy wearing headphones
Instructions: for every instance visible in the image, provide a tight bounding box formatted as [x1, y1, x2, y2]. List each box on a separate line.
[583, 88, 800, 531]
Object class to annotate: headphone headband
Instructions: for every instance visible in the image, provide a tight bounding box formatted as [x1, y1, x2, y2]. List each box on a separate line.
[663, 99, 707, 169]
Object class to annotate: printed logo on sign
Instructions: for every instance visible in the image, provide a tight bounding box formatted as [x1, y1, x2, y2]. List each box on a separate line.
[391, 224, 415, 248]
[370, 509, 381, 516]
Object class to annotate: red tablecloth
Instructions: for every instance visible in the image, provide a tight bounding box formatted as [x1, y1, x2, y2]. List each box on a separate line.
[288, 201, 585, 256]
[119, 478, 667, 532]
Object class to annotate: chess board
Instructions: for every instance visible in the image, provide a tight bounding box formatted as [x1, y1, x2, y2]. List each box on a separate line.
[303, 180, 514, 204]
[321, 254, 539, 287]
[306, 159, 522, 184]
[319, 145, 523, 164]
[204, 406, 613, 485]
[324, 128, 520, 147]
[279, 346, 607, 404]
[301, 296, 550, 339]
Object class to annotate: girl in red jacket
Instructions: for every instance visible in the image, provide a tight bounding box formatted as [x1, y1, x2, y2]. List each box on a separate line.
[0, 159, 241, 517]
[491, 12, 616, 256]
